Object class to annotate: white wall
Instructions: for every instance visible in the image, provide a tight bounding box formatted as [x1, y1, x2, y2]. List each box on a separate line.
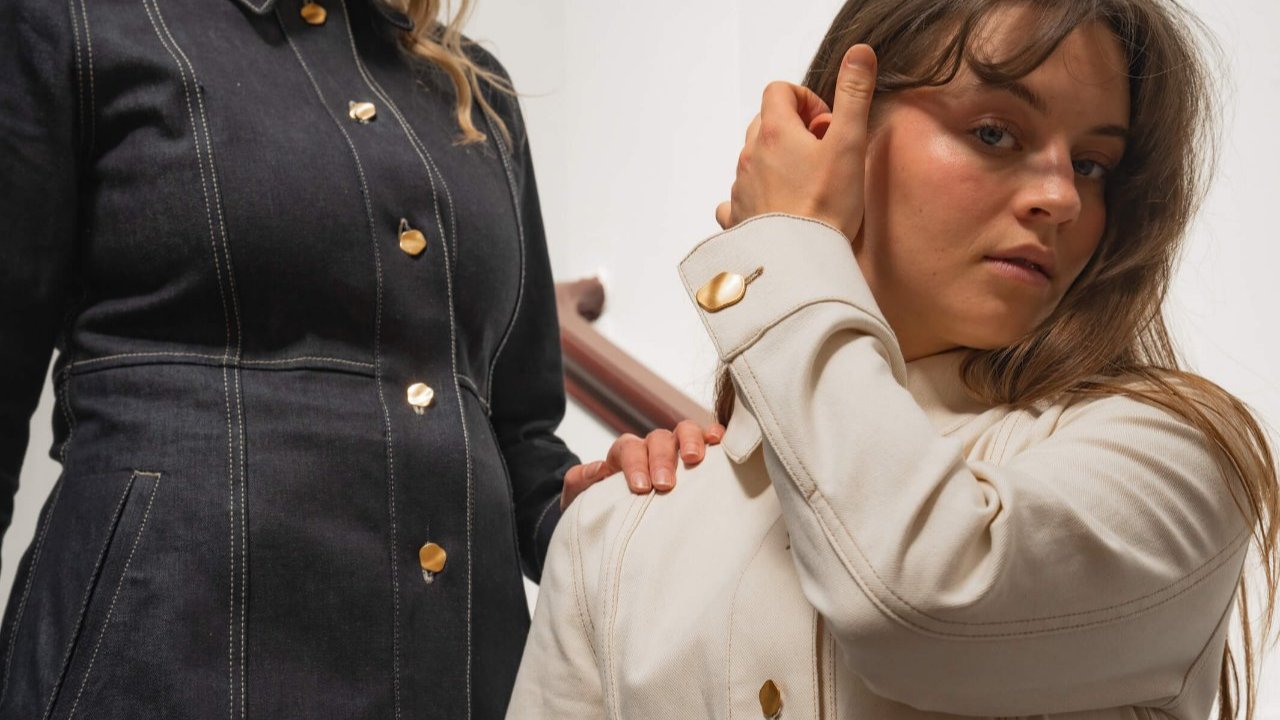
[4, 0, 1278, 710]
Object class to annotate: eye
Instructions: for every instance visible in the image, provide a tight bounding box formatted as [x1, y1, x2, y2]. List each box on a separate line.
[973, 122, 1018, 149]
[1073, 159, 1110, 180]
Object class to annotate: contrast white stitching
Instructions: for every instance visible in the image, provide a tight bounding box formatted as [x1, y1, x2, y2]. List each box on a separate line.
[280, 12, 404, 717]
[38, 472, 137, 720]
[77, 0, 96, 154]
[478, 112, 524, 408]
[66, 473, 163, 719]
[138, 4, 244, 713]
[336, 4, 475, 715]
[67, 0, 85, 150]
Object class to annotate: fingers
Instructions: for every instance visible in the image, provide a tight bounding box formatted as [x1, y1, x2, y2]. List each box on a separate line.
[674, 420, 706, 466]
[560, 459, 606, 511]
[808, 112, 833, 140]
[759, 81, 832, 130]
[607, 433, 652, 493]
[715, 201, 732, 229]
[645, 429, 679, 492]
[825, 44, 878, 151]
[704, 423, 725, 444]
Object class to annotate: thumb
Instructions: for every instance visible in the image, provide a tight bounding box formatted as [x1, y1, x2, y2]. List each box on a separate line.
[826, 44, 877, 149]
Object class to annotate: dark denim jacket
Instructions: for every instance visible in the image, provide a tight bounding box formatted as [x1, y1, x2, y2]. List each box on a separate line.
[0, 0, 576, 716]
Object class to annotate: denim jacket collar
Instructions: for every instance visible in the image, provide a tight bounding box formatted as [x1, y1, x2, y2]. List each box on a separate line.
[228, 0, 415, 31]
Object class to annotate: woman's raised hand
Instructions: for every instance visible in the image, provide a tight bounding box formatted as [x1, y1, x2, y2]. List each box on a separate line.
[561, 420, 725, 511]
[715, 44, 878, 242]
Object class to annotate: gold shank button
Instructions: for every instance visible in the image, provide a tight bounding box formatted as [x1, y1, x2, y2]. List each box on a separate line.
[407, 383, 434, 414]
[419, 542, 447, 584]
[300, 2, 327, 25]
[696, 266, 763, 313]
[758, 679, 782, 719]
[399, 221, 427, 257]
[348, 101, 377, 123]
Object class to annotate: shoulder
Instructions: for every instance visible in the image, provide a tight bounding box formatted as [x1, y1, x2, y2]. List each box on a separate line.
[459, 36, 525, 137]
[554, 446, 775, 598]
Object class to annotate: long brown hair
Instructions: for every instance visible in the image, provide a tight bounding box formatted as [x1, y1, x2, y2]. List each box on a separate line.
[714, 1, 1277, 715]
[390, 0, 512, 145]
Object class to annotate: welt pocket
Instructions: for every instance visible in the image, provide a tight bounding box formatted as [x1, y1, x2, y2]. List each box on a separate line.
[36, 470, 164, 720]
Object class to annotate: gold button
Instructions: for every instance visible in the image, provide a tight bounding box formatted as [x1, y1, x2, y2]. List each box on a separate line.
[696, 266, 763, 313]
[300, 2, 327, 25]
[419, 542, 447, 584]
[399, 220, 427, 257]
[407, 383, 434, 414]
[348, 101, 377, 123]
[758, 680, 782, 719]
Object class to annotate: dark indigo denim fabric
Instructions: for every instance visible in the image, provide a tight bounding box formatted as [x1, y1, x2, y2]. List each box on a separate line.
[0, 0, 578, 716]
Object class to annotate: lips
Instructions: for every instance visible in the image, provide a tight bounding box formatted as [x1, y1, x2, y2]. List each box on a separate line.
[1001, 256, 1049, 278]
[985, 247, 1056, 280]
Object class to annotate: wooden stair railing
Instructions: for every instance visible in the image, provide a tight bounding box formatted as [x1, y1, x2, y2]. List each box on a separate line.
[555, 278, 713, 436]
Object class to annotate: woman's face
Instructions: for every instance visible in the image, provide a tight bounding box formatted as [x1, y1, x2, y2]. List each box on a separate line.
[856, 9, 1131, 361]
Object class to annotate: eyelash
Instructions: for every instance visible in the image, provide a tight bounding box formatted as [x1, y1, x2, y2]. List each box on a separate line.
[969, 121, 1113, 180]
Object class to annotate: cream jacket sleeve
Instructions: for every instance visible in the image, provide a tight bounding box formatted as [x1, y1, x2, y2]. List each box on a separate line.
[678, 214, 1251, 716]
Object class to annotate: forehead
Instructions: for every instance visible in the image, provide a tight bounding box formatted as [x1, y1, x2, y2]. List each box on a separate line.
[970, 6, 1131, 106]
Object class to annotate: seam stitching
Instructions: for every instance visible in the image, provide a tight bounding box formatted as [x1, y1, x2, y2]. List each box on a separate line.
[726, 517, 784, 720]
[77, 0, 95, 154]
[604, 494, 654, 718]
[479, 112, 525, 408]
[735, 352, 1252, 635]
[1, 370, 80, 705]
[65, 473, 163, 719]
[568, 506, 598, 664]
[141, 4, 245, 714]
[67, 0, 85, 153]
[281, 11, 402, 716]
[531, 494, 558, 578]
[38, 472, 137, 720]
[70, 352, 374, 370]
[336, 6, 474, 715]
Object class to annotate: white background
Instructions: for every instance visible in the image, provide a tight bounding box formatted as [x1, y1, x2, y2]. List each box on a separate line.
[4, 0, 1278, 711]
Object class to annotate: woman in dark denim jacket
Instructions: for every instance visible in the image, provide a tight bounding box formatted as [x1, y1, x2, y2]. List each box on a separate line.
[0, 0, 716, 717]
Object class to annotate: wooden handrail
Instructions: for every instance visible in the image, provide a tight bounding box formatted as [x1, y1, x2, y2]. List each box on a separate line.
[555, 278, 713, 435]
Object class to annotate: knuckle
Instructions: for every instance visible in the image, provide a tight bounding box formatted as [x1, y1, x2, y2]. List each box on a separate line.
[645, 428, 672, 443]
[843, 76, 875, 101]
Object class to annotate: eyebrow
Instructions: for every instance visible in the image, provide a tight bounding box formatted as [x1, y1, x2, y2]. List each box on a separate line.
[973, 80, 1130, 140]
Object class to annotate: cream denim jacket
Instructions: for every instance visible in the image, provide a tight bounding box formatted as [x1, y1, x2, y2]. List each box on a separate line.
[506, 215, 1249, 719]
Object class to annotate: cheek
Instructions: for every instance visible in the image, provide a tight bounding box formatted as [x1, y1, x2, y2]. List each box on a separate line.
[863, 130, 1001, 273]
[1060, 194, 1108, 278]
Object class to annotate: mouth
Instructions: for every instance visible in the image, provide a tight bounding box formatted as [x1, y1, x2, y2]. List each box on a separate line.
[983, 256, 1053, 286]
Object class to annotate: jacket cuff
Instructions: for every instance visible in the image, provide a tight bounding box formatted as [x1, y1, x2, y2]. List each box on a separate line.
[678, 214, 892, 361]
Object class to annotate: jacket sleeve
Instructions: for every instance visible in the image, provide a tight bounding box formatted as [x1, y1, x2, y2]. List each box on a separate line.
[677, 214, 1250, 716]
[479, 57, 580, 584]
[504, 497, 605, 719]
[0, 0, 81, 556]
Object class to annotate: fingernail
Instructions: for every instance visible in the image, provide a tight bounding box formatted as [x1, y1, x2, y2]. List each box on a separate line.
[653, 469, 673, 491]
[845, 44, 875, 69]
[681, 444, 699, 461]
[588, 460, 604, 478]
[631, 472, 651, 491]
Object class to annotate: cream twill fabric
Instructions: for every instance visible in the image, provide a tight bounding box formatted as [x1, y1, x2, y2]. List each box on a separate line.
[506, 215, 1250, 719]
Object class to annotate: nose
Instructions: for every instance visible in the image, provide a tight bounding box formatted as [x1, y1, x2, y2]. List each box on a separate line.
[1015, 150, 1082, 226]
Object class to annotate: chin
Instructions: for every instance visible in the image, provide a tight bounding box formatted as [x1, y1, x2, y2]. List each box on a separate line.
[949, 319, 1039, 352]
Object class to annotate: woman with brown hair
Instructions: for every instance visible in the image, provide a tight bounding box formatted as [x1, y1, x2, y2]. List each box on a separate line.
[0, 0, 715, 717]
[508, 0, 1278, 717]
